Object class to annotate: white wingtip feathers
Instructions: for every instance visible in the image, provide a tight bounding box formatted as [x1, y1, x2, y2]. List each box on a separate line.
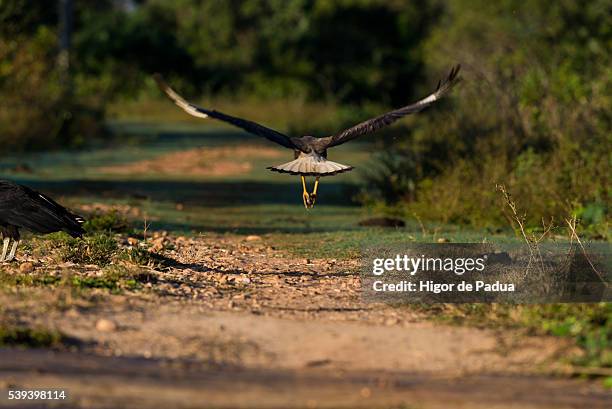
[153, 74, 209, 119]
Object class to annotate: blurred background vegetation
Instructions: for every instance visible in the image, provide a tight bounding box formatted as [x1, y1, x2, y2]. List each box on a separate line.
[0, 0, 609, 233]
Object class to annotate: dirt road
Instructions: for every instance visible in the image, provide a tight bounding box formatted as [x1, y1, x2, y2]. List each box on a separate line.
[1, 233, 609, 408]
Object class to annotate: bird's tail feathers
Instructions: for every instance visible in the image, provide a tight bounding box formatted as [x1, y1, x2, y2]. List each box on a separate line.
[268, 156, 353, 176]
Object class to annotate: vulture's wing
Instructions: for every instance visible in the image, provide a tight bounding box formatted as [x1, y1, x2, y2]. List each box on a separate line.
[319, 65, 461, 149]
[0, 183, 85, 237]
[154, 75, 297, 150]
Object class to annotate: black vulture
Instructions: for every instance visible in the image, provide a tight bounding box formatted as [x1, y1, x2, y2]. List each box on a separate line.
[0, 180, 85, 261]
[155, 65, 461, 208]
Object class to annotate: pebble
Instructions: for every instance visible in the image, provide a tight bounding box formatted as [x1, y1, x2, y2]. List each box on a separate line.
[95, 319, 117, 332]
[150, 237, 165, 252]
[65, 308, 80, 318]
[385, 317, 400, 326]
[245, 235, 262, 242]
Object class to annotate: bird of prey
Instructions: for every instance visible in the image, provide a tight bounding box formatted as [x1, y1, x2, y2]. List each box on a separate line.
[155, 65, 461, 208]
[0, 180, 85, 261]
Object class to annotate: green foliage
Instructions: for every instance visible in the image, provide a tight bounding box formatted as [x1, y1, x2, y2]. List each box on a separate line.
[46, 232, 118, 266]
[70, 265, 148, 293]
[0, 263, 151, 293]
[73, 0, 440, 105]
[364, 0, 611, 232]
[0, 0, 106, 152]
[0, 271, 61, 287]
[1, 0, 608, 233]
[84, 210, 132, 234]
[520, 304, 611, 368]
[118, 247, 160, 268]
[0, 325, 65, 348]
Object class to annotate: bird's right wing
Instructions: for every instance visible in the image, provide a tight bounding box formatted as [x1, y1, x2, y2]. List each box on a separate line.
[154, 75, 297, 150]
[319, 65, 461, 149]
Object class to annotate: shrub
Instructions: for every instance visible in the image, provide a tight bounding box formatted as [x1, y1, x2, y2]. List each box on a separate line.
[0, 2, 106, 153]
[363, 0, 610, 233]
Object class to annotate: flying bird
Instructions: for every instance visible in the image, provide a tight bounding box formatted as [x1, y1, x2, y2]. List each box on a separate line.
[0, 180, 85, 261]
[155, 65, 461, 208]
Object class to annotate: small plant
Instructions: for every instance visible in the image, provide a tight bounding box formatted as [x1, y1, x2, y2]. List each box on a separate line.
[118, 246, 160, 267]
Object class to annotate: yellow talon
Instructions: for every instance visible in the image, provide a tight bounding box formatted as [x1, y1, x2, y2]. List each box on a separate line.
[301, 175, 321, 208]
[301, 176, 311, 209]
[309, 177, 320, 208]
[303, 191, 311, 208]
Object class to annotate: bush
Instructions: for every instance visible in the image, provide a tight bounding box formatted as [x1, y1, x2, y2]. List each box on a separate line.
[0, 1, 106, 153]
[363, 0, 610, 233]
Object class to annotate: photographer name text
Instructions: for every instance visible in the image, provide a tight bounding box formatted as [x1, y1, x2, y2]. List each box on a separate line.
[372, 280, 515, 293]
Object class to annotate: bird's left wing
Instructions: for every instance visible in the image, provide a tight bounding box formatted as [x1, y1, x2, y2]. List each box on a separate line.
[319, 65, 461, 149]
[154, 75, 298, 150]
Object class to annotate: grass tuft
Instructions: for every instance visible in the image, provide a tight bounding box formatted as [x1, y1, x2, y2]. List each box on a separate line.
[118, 246, 161, 267]
[69, 265, 151, 293]
[45, 232, 118, 266]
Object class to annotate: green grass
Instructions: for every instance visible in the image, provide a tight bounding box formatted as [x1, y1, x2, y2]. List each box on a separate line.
[522, 304, 611, 369]
[70, 265, 152, 292]
[0, 270, 62, 287]
[45, 232, 119, 266]
[0, 326, 66, 348]
[0, 263, 153, 293]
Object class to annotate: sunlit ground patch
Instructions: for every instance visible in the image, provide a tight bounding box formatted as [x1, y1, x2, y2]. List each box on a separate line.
[98, 146, 283, 177]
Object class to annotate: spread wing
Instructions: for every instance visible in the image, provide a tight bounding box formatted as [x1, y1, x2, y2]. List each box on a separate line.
[154, 75, 297, 150]
[319, 65, 461, 149]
